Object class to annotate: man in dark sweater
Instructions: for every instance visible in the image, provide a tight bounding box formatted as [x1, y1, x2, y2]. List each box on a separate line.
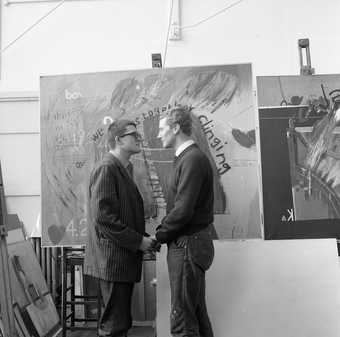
[155, 106, 215, 337]
[84, 120, 155, 337]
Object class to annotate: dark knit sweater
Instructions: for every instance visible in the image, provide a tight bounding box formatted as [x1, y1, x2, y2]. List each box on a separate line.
[156, 144, 214, 243]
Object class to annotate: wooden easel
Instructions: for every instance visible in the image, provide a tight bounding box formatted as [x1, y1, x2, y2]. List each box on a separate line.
[298, 38, 315, 75]
[0, 161, 17, 337]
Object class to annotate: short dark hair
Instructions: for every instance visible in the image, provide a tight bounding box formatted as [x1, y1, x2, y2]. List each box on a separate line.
[165, 105, 193, 136]
[107, 119, 136, 149]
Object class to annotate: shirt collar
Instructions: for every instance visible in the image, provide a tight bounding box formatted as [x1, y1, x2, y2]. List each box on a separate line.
[175, 140, 195, 157]
[109, 150, 131, 169]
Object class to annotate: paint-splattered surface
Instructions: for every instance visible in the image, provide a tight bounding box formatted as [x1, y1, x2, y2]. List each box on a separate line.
[40, 64, 261, 246]
[257, 74, 340, 239]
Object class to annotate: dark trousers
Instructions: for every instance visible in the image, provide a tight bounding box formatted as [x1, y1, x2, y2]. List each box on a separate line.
[98, 280, 134, 337]
[167, 243, 214, 337]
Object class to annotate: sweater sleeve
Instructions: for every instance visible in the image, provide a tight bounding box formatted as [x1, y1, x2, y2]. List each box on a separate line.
[155, 154, 205, 243]
[90, 165, 143, 252]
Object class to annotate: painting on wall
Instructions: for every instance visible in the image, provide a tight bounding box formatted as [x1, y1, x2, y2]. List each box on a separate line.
[257, 74, 340, 239]
[40, 64, 262, 246]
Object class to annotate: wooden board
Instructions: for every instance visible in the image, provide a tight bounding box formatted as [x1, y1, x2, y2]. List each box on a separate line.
[157, 239, 340, 337]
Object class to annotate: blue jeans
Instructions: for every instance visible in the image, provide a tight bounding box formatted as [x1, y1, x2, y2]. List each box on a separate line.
[167, 232, 214, 337]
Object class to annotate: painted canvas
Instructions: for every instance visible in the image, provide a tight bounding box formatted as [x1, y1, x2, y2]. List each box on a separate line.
[25, 294, 59, 337]
[288, 121, 340, 221]
[13, 304, 31, 337]
[40, 64, 262, 246]
[257, 74, 340, 239]
[7, 240, 48, 308]
[0, 319, 4, 337]
[7, 240, 60, 336]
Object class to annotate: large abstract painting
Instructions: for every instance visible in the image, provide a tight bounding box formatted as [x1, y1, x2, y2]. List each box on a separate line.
[257, 74, 340, 239]
[41, 64, 261, 246]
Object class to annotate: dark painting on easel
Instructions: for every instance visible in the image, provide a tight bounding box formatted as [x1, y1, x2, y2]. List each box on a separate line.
[257, 75, 340, 239]
[40, 64, 262, 246]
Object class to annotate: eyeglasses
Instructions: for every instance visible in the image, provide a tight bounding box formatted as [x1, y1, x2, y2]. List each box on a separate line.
[120, 131, 143, 141]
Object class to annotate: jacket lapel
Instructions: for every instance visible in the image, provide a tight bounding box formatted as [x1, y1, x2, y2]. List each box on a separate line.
[104, 153, 142, 198]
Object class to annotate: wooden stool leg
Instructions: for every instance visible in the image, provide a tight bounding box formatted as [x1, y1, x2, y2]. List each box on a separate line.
[70, 264, 75, 327]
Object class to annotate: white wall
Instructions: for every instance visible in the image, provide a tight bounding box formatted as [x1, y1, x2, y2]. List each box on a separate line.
[1, 0, 340, 92]
[1, 0, 340, 233]
[0, 94, 40, 235]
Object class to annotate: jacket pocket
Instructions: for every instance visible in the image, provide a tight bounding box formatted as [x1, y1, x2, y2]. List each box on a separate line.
[187, 231, 214, 271]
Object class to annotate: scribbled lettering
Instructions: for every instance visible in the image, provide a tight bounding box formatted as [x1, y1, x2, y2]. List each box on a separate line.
[211, 137, 221, 149]
[65, 89, 83, 100]
[199, 114, 230, 175]
[205, 129, 214, 141]
[54, 110, 72, 120]
[53, 106, 85, 149]
[216, 153, 226, 165]
[218, 163, 231, 175]
[281, 209, 295, 222]
[91, 128, 104, 142]
[75, 161, 85, 169]
[134, 103, 178, 125]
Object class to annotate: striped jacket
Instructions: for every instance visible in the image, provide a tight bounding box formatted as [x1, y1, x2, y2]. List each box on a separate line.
[84, 153, 145, 282]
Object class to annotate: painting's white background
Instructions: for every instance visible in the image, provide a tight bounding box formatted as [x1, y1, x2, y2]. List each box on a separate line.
[1, 0, 340, 234]
[157, 239, 340, 337]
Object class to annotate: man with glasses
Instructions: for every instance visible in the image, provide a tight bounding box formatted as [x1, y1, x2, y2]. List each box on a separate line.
[84, 119, 155, 337]
[155, 106, 215, 337]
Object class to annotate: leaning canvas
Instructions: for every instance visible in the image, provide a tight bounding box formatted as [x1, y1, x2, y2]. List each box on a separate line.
[7, 240, 60, 336]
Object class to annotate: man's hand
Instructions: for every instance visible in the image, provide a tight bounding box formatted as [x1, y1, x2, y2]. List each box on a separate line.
[139, 236, 154, 252]
[150, 237, 161, 252]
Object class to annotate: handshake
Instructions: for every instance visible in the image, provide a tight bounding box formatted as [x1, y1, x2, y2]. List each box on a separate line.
[139, 235, 161, 253]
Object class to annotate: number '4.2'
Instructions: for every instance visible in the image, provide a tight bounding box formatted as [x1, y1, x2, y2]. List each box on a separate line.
[66, 219, 87, 236]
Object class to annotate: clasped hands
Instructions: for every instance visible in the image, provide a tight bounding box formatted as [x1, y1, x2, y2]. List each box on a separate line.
[139, 235, 161, 253]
